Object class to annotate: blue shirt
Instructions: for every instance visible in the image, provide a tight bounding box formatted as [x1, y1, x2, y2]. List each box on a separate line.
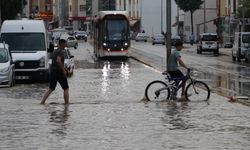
[167, 49, 181, 71]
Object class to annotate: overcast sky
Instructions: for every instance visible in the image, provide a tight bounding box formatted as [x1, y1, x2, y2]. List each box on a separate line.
[141, 0, 177, 36]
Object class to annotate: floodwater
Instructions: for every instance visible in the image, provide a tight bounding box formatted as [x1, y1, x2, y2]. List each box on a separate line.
[1, 57, 250, 150]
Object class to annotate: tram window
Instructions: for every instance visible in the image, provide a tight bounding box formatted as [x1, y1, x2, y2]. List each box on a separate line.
[104, 20, 128, 40]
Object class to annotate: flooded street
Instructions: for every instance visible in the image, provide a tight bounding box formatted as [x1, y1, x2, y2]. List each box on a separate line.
[1, 42, 250, 149]
[131, 41, 250, 98]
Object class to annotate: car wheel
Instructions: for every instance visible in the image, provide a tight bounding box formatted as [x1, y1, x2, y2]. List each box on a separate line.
[152, 43, 155, 45]
[214, 49, 219, 56]
[232, 51, 236, 61]
[245, 58, 249, 63]
[237, 53, 241, 62]
[74, 43, 78, 49]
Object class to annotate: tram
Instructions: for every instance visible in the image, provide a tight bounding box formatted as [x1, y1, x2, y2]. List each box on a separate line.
[93, 11, 130, 58]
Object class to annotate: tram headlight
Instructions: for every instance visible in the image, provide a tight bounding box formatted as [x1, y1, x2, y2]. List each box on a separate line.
[103, 43, 107, 46]
[124, 42, 128, 46]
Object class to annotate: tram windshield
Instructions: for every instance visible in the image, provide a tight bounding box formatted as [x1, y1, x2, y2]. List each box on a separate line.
[104, 19, 129, 41]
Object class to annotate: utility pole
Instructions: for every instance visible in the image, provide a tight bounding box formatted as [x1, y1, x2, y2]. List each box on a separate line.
[203, 0, 206, 33]
[161, 0, 163, 33]
[166, 0, 171, 67]
[140, 0, 142, 32]
[0, 6, 2, 27]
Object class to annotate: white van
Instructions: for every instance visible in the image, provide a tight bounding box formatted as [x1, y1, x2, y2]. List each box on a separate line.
[197, 33, 219, 56]
[232, 32, 250, 62]
[0, 19, 53, 81]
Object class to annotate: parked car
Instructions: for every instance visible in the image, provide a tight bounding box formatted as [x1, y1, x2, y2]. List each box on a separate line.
[60, 34, 78, 49]
[197, 33, 219, 56]
[64, 48, 75, 76]
[48, 48, 74, 77]
[152, 34, 165, 45]
[135, 33, 148, 42]
[0, 43, 15, 87]
[232, 32, 250, 62]
[51, 28, 68, 41]
[171, 35, 181, 46]
[75, 30, 88, 41]
[224, 42, 233, 48]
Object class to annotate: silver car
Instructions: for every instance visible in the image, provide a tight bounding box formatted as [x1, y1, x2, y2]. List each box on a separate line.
[64, 48, 74, 77]
[152, 34, 165, 45]
[60, 34, 78, 49]
[135, 33, 148, 42]
[0, 43, 15, 87]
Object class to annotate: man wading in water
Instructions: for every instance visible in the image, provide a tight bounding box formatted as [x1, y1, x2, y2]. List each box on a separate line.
[40, 39, 69, 105]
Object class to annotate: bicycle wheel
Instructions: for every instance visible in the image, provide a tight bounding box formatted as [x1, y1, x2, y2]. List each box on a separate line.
[145, 80, 170, 101]
[185, 81, 210, 102]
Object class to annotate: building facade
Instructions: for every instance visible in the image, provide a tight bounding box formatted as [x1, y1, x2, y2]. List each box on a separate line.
[116, 0, 141, 32]
[181, 0, 217, 42]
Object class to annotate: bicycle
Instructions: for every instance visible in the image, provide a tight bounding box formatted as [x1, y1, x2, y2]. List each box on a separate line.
[145, 69, 210, 102]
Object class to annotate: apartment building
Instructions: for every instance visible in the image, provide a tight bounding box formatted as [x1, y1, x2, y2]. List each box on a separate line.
[68, 0, 87, 31]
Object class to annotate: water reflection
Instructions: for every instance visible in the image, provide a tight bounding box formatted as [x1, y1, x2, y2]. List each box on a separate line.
[101, 61, 130, 95]
[196, 66, 250, 98]
[47, 105, 70, 137]
[102, 61, 110, 94]
[120, 62, 130, 80]
[155, 102, 191, 130]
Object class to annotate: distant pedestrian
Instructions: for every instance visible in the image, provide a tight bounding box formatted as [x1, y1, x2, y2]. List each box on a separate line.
[189, 32, 195, 46]
[40, 39, 69, 105]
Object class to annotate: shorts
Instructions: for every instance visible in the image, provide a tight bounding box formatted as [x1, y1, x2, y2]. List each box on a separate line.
[49, 72, 69, 90]
[168, 70, 184, 78]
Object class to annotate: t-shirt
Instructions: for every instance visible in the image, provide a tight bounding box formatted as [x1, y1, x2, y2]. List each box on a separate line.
[51, 48, 65, 74]
[167, 49, 181, 71]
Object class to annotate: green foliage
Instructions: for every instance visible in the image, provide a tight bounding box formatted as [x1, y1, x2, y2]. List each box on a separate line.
[238, 0, 250, 18]
[175, 0, 203, 13]
[0, 0, 26, 22]
[175, 0, 204, 33]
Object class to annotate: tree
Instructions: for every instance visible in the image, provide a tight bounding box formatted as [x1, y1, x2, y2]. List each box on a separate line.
[0, 0, 27, 23]
[238, 0, 250, 18]
[175, 0, 203, 33]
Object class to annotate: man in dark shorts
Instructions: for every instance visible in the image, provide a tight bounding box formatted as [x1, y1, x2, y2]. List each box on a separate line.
[167, 41, 189, 99]
[40, 39, 69, 105]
